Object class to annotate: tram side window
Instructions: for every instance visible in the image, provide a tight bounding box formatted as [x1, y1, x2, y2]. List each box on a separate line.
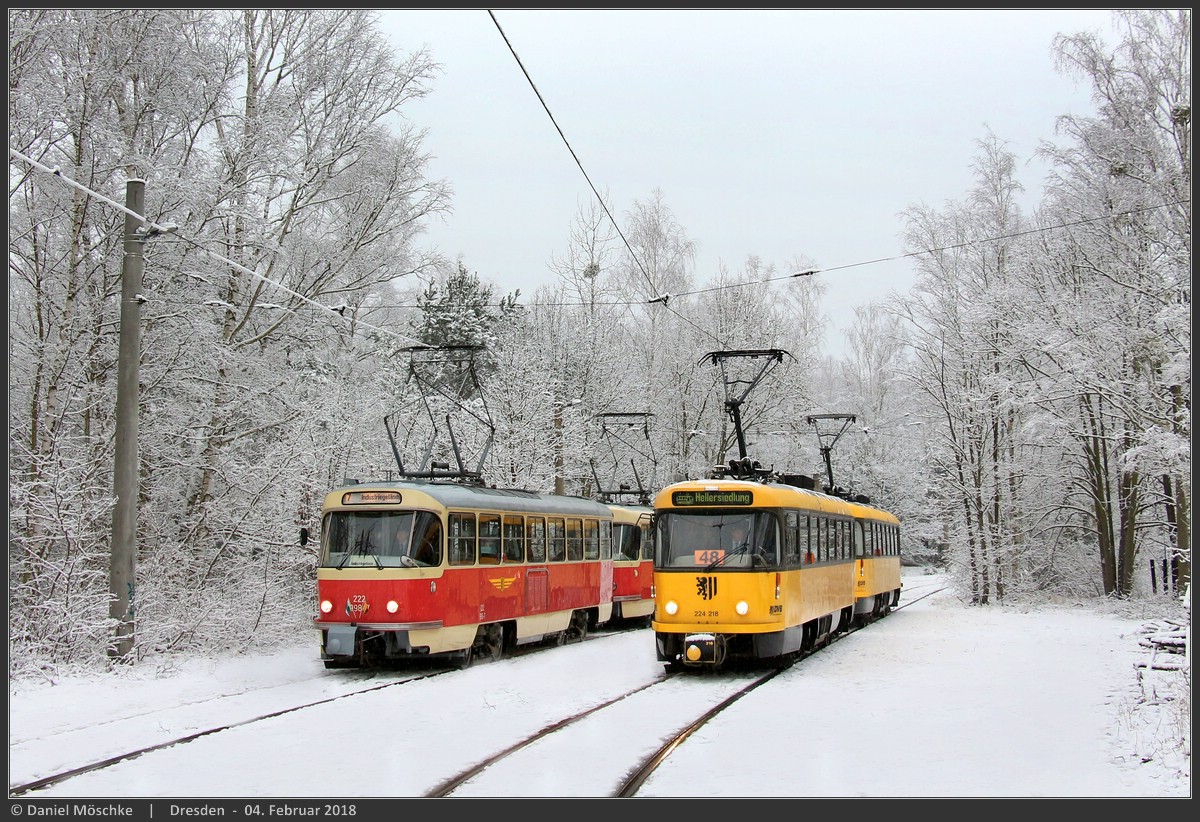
[503, 515, 525, 562]
[566, 517, 584, 561]
[479, 514, 502, 564]
[600, 520, 612, 559]
[756, 517, 779, 565]
[853, 519, 865, 558]
[412, 513, 443, 566]
[614, 523, 637, 561]
[640, 523, 654, 561]
[583, 519, 600, 560]
[816, 517, 827, 562]
[527, 517, 547, 563]
[548, 518, 566, 562]
[448, 513, 476, 566]
[801, 515, 814, 564]
[783, 511, 801, 568]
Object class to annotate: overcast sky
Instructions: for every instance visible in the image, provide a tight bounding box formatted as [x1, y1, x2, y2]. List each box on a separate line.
[379, 9, 1117, 352]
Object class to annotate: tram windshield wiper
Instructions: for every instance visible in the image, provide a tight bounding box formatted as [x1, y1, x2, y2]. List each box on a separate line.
[338, 550, 384, 570]
[338, 533, 384, 569]
[705, 543, 749, 571]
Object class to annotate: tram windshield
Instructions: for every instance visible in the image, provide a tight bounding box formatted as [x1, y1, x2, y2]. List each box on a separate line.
[321, 510, 443, 569]
[655, 511, 779, 570]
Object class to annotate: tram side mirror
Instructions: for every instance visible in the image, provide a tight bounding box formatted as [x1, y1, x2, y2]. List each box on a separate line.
[299, 527, 309, 547]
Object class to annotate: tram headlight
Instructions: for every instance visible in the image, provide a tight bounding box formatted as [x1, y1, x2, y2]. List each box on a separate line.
[735, 600, 749, 616]
[664, 600, 679, 616]
[320, 600, 333, 614]
[387, 600, 399, 614]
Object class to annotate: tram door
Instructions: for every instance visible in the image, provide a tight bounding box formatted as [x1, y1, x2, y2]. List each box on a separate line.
[526, 568, 549, 612]
[525, 517, 549, 614]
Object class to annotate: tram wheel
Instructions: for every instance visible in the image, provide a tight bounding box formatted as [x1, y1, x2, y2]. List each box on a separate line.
[455, 645, 474, 670]
[567, 611, 589, 643]
[481, 625, 504, 662]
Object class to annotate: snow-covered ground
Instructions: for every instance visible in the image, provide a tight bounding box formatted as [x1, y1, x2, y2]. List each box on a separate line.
[9, 570, 1190, 803]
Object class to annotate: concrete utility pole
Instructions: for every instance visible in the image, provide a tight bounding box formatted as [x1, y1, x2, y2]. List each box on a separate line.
[109, 178, 145, 661]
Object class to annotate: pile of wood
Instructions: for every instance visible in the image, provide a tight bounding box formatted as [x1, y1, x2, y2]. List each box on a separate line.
[1136, 617, 1189, 672]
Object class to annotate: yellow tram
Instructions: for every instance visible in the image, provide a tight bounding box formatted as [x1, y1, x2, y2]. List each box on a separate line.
[651, 474, 901, 669]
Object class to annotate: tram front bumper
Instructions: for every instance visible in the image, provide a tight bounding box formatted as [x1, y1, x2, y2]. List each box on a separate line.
[324, 625, 358, 656]
[683, 633, 718, 663]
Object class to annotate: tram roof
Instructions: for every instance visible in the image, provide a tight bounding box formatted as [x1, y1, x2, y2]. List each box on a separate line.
[654, 478, 900, 524]
[324, 479, 613, 517]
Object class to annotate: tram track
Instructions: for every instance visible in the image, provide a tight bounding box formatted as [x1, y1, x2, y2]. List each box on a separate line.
[437, 585, 945, 797]
[9, 624, 646, 797]
[12, 590, 943, 798]
[8, 668, 448, 796]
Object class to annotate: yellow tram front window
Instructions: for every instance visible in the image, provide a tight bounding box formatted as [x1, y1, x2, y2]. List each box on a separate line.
[654, 511, 780, 569]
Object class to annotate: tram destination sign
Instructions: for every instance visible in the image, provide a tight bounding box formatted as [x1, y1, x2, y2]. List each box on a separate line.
[672, 489, 753, 506]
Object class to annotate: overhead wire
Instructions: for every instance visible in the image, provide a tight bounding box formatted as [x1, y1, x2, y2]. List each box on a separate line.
[484, 13, 1191, 456]
[487, 10, 727, 349]
[487, 10, 655, 299]
[7, 146, 426, 347]
[12, 49, 1187, 335]
[482, 12, 1187, 339]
